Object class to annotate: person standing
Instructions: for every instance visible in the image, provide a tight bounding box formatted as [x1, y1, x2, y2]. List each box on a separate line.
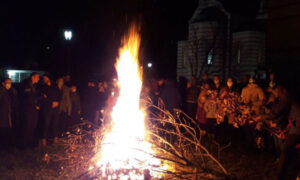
[21, 72, 40, 147]
[40, 75, 61, 146]
[212, 75, 222, 95]
[218, 77, 240, 145]
[219, 77, 239, 125]
[70, 85, 81, 127]
[0, 78, 12, 149]
[8, 81, 19, 147]
[196, 83, 210, 133]
[160, 79, 181, 114]
[57, 78, 71, 132]
[83, 80, 98, 122]
[241, 76, 265, 115]
[256, 86, 291, 158]
[94, 82, 108, 126]
[185, 76, 199, 119]
[241, 76, 265, 149]
[277, 100, 300, 180]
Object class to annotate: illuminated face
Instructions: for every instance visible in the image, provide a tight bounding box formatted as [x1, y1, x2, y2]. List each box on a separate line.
[187, 82, 191, 88]
[213, 76, 220, 85]
[43, 76, 50, 84]
[103, 82, 108, 89]
[158, 80, 164, 86]
[71, 86, 77, 92]
[3, 79, 12, 90]
[57, 78, 64, 87]
[32, 74, 40, 84]
[227, 78, 233, 87]
[99, 86, 105, 92]
[204, 83, 210, 89]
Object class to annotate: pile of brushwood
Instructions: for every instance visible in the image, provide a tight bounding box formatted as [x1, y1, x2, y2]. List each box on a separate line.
[43, 99, 230, 180]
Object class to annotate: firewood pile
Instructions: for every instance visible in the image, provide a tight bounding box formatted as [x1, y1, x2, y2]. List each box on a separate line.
[45, 100, 228, 180]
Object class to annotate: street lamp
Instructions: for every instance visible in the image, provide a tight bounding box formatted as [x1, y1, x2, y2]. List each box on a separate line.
[147, 62, 152, 68]
[64, 30, 72, 40]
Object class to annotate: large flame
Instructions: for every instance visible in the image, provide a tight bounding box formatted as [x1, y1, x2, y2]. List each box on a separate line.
[94, 24, 160, 179]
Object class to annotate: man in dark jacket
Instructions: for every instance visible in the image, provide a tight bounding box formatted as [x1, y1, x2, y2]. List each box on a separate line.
[40, 74, 61, 146]
[8, 84, 20, 147]
[70, 85, 81, 126]
[21, 72, 40, 147]
[160, 79, 181, 113]
[0, 78, 12, 149]
[185, 76, 199, 119]
[83, 81, 98, 122]
[277, 100, 300, 180]
[94, 82, 108, 126]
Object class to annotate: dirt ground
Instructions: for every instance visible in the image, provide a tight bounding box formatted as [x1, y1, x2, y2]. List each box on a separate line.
[1, 131, 300, 180]
[0, 143, 287, 180]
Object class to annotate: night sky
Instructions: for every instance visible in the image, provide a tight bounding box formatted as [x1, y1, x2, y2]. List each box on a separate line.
[0, 0, 260, 80]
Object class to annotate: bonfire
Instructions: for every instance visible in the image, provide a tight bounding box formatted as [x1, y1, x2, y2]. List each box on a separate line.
[91, 24, 164, 179]
[47, 23, 228, 180]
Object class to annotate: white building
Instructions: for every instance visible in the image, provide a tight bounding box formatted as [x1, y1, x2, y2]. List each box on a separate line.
[177, 0, 266, 80]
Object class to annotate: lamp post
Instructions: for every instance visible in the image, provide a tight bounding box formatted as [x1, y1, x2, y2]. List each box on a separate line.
[64, 30, 72, 73]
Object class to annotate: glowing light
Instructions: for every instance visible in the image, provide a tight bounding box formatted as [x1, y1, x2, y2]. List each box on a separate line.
[92, 24, 162, 178]
[147, 62, 152, 68]
[64, 30, 72, 40]
[7, 70, 16, 77]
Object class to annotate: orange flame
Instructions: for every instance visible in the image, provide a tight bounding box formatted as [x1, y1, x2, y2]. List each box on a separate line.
[93, 24, 161, 179]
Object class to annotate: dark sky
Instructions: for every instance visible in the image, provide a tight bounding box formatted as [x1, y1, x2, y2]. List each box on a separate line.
[0, 0, 260, 80]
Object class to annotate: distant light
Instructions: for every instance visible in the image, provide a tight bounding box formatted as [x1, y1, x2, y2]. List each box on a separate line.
[147, 62, 152, 68]
[46, 46, 50, 50]
[7, 70, 16, 77]
[64, 30, 72, 40]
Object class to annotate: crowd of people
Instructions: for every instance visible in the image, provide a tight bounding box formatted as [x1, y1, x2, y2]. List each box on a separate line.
[147, 72, 299, 179]
[0, 73, 113, 149]
[0, 71, 299, 179]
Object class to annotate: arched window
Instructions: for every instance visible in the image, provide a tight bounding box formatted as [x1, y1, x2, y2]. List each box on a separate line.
[207, 48, 213, 65]
[237, 44, 241, 64]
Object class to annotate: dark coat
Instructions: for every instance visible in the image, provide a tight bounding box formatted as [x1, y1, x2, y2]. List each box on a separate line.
[41, 84, 62, 110]
[8, 87, 19, 129]
[0, 86, 11, 128]
[21, 80, 40, 129]
[211, 83, 222, 95]
[160, 85, 181, 112]
[83, 86, 98, 120]
[185, 86, 199, 103]
[96, 91, 108, 111]
[70, 91, 81, 114]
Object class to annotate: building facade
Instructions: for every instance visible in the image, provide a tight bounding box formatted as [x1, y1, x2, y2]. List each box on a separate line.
[177, 0, 266, 81]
